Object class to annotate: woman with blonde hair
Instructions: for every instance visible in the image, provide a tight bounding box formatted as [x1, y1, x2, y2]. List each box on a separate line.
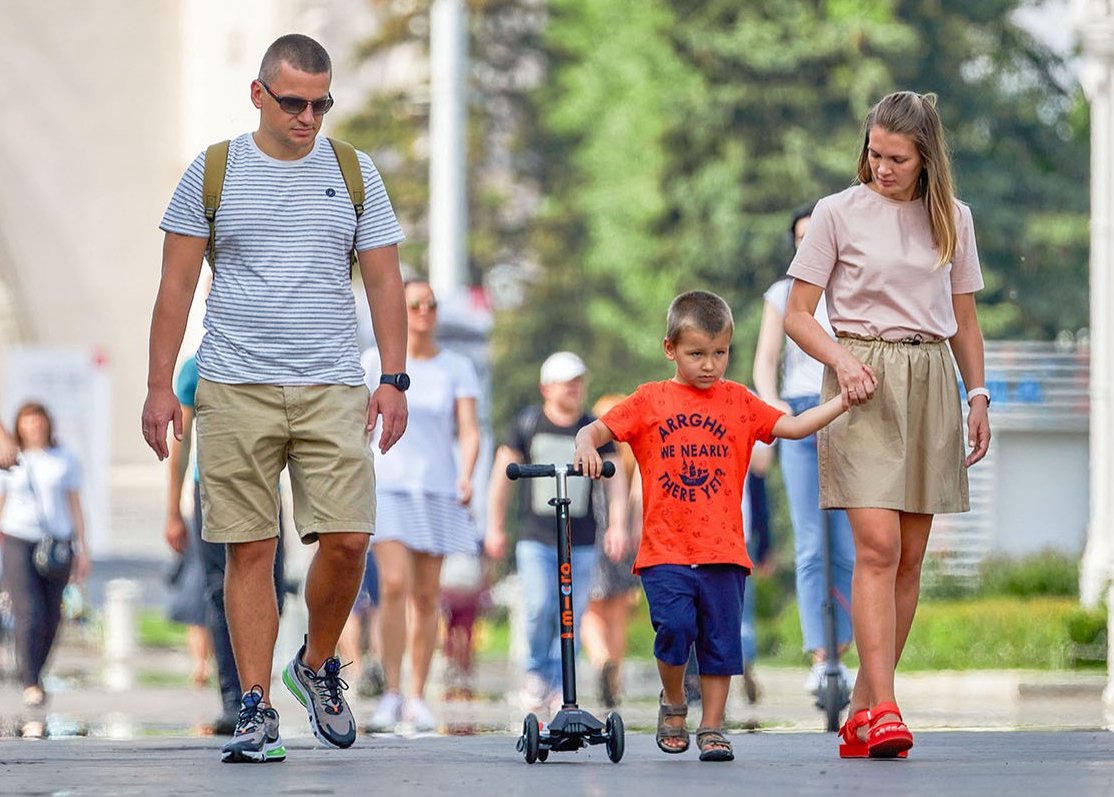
[784, 91, 990, 758]
[363, 279, 483, 733]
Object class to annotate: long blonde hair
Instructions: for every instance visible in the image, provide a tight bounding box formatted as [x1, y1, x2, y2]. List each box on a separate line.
[856, 91, 957, 268]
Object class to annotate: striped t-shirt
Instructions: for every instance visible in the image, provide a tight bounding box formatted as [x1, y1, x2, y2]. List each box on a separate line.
[160, 133, 405, 385]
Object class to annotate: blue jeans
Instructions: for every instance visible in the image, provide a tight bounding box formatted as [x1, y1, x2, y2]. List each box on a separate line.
[783, 395, 856, 653]
[740, 478, 758, 665]
[515, 540, 597, 690]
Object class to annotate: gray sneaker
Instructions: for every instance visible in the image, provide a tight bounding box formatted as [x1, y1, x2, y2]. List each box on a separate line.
[282, 637, 357, 749]
[220, 686, 286, 763]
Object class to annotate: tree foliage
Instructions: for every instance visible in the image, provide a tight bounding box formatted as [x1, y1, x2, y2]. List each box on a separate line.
[343, 0, 1089, 431]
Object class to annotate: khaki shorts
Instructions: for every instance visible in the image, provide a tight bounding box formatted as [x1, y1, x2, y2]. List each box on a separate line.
[194, 379, 376, 544]
[818, 336, 969, 515]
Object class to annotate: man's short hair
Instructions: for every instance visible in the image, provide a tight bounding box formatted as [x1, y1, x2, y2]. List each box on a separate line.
[259, 34, 332, 83]
[665, 290, 734, 344]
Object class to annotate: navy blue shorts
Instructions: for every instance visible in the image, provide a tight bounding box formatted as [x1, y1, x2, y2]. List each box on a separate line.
[353, 551, 380, 611]
[640, 564, 747, 676]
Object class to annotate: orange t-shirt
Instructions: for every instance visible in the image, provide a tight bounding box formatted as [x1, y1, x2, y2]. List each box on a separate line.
[602, 379, 784, 572]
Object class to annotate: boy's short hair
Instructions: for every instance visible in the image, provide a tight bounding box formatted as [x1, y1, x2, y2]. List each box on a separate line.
[665, 290, 734, 344]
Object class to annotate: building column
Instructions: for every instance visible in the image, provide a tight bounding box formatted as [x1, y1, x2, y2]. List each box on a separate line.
[1074, 0, 1114, 728]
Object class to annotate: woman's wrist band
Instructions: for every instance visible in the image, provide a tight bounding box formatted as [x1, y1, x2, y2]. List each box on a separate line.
[966, 387, 991, 407]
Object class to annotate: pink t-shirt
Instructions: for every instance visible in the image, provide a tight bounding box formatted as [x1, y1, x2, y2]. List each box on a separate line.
[787, 184, 983, 341]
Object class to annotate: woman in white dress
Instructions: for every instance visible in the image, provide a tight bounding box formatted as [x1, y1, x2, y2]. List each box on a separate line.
[365, 280, 482, 732]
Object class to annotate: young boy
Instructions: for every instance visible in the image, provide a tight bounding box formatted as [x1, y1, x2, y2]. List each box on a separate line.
[573, 290, 850, 762]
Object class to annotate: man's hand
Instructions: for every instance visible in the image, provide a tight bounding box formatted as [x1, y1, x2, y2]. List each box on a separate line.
[165, 514, 188, 555]
[368, 386, 408, 454]
[484, 527, 508, 561]
[142, 388, 183, 461]
[602, 525, 628, 563]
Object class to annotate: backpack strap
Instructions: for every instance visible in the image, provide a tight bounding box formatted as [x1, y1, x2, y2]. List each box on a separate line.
[202, 140, 230, 271]
[201, 138, 364, 272]
[327, 137, 366, 270]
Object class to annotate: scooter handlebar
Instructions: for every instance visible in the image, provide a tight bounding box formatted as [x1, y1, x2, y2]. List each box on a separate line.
[506, 461, 615, 481]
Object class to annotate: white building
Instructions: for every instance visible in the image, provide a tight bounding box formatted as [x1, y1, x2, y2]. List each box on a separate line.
[0, 0, 403, 552]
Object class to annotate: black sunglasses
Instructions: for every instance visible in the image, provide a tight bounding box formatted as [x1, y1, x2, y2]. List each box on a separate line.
[259, 81, 334, 116]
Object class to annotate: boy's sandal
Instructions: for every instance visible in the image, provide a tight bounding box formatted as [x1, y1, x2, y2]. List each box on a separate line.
[655, 691, 690, 754]
[867, 701, 913, 759]
[696, 727, 734, 762]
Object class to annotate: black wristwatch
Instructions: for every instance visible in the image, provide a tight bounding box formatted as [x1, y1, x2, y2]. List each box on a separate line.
[379, 372, 411, 392]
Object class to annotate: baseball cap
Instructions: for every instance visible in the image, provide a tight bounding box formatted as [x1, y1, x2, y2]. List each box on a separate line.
[540, 351, 588, 385]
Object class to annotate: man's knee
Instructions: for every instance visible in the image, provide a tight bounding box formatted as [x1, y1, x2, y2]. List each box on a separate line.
[319, 532, 370, 562]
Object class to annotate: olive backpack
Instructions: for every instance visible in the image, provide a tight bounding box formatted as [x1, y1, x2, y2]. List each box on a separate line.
[200, 137, 366, 269]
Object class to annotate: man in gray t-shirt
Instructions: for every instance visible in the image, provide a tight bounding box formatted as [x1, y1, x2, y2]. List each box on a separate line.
[142, 34, 408, 764]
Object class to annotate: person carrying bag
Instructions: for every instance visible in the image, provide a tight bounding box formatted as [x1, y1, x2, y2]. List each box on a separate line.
[0, 401, 89, 708]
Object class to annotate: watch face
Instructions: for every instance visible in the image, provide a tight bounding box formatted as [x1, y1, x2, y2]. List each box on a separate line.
[382, 373, 410, 391]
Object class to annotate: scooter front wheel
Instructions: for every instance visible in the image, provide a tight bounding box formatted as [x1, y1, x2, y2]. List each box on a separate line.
[522, 713, 541, 764]
[605, 712, 625, 763]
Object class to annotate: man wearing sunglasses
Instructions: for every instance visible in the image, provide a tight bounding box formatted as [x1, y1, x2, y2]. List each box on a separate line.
[142, 33, 408, 763]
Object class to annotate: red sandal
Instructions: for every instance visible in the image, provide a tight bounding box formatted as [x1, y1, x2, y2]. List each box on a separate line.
[867, 701, 913, 758]
[838, 708, 871, 758]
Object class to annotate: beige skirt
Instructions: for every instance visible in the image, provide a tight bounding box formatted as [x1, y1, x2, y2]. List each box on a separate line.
[818, 335, 969, 514]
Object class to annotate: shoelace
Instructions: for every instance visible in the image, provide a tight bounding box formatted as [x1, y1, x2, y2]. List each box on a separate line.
[235, 685, 267, 734]
[311, 658, 351, 714]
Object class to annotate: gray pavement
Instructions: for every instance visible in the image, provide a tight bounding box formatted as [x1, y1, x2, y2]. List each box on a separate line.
[2, 551, 1112, 794]
[1, 731, 1112, 796]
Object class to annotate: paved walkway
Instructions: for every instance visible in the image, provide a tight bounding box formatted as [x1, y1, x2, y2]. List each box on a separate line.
[2, 731, 1113, 796]
[1, 633, 1108, 739]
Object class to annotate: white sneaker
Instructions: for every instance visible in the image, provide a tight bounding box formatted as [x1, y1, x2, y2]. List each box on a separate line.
[367, 691, 403, 732]
[804, 662, 827, 694]
[404, 697, 437, 733]
[516, 673, 550, 715]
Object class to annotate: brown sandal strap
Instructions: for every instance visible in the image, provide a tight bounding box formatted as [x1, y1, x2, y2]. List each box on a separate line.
[658, 725, 689, 739]
[696, 727, 730, 746]
[658, 691, 688, 718]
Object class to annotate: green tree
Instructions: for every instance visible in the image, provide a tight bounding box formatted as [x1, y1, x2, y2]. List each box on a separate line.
[344, 0, 1089, 429]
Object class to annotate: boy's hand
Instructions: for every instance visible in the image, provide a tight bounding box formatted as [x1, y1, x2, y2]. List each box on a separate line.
[573, 444, 604, 479]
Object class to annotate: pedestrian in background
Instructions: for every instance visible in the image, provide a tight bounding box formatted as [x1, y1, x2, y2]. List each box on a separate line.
[164, 353, 286, 736]
[143, 32, 408, 763]
[485, 352, 629, 718]
[753, 202, 857, 697]
[579, 393, 641, 710]
[0, 402, 89, 710]
[364, 279, 482, 733]
[785, 91, 990, 759]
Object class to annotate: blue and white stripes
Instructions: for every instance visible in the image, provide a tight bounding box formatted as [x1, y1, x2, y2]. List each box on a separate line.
[160, 133, 405, 386]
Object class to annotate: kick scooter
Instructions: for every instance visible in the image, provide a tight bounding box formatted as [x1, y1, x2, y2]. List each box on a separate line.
[509, 461, 625, 764]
